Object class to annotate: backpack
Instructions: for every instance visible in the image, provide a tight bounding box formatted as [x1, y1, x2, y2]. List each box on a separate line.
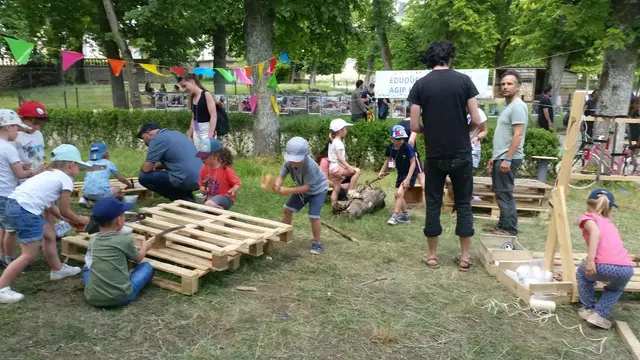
[215, 103, 229, 136]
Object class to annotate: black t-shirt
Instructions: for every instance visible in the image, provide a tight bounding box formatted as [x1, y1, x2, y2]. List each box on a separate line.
[407, 69, 478, 158]
[584, 99, 597, 116]
[538, 96, 553, 125]
[385, 142, 415, 176]
[362, 90, 375, 106]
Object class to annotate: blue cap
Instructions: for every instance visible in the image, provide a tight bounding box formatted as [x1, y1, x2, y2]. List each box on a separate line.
[92, 197, 134, 224]
[89, 142, 107, 160]
[51, 144, 93, 169]
[284, 136, 309, 162]
[390, 125, 408, 139]
[588, 188, 618, 208]
[196, 138, 223, 159]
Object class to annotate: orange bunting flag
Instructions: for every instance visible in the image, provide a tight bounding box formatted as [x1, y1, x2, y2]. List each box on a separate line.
[245, 66, 253, 79]
[267, 57, 276, 75]
[140, 63, 172, 77]
[107, 58, 126, 77]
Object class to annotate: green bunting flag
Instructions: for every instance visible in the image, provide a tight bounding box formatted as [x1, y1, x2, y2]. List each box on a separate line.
[4, 37, 34, 65]
[214, 68, 235, 82]
[267, 75, 278, 89]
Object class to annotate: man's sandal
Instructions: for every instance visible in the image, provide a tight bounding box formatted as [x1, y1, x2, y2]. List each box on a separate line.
[455, 257, 471, 272]
[421, 257, 440, 269]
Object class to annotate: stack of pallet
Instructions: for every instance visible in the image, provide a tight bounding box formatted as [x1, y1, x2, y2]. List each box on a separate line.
[61, 200, 293, 295]
[443, 176, 553, 220]
[73, 177, 154, 200]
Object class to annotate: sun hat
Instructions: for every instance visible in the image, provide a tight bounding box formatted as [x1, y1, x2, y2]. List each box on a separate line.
[390, 125, 408, 139]
[0, 109, 31, 129]
[51, 144, 93, 169]
[329, 118, 354, 132]
[284, 137, 309, 162]
[196, 138, 223, 159]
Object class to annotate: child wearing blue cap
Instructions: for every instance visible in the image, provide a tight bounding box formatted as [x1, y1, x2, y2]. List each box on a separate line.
[576, 189, 634, 329]
[377, 125, 417, 225]
[0, 144, 91, 304]
[80, 142, 134, 207]
[83, 197, 153, 308]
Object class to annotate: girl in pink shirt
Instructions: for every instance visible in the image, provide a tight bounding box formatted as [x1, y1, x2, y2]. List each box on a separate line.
[576, 189, 634, 329]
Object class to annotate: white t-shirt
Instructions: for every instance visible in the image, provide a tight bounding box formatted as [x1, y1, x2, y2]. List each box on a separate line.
[0, 139, 21, 197]
[468, 108, 488, 153]
[328, 138, 346, 170]
[14, 130, 45, 168]
[9, 169, 74, 215]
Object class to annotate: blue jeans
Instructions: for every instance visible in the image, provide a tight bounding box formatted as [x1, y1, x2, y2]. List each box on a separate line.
[83, 262, 154, 307]
[577, 262, 633, 317]
[138, 171, 198, 201]
[492, 159, 523, 235]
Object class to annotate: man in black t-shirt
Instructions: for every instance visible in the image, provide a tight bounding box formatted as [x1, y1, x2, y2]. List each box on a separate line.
[407, 40, 482, 272]
[583, 90, 599, 137]
[537, 86, 554, 131]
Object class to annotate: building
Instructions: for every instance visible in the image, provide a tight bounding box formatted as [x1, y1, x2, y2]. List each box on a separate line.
[493, 67, 579, 103]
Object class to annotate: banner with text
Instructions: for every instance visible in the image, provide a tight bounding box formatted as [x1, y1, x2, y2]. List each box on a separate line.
[374, 69, 491, 99]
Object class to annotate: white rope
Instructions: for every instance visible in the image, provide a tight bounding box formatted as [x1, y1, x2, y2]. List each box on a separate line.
[472, 296, 608, 357]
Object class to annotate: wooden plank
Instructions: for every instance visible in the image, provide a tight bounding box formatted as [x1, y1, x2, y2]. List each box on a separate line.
[147, 248, 212, 270]
[557, 91, 586, 191]
[529, 282, 573, 295]
[494, 268, 532, 302]
[570, 173, 640, 182]
[174, 200, 293, 230]
[141, 217, 248, 247]
[128, 222, 229, 255]
[553, 187, 579, 302]
[584, 116, 640, 124]
[615, 321, 640, 360]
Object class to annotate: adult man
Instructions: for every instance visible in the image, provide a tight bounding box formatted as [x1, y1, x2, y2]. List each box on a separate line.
[488, 70, 529, 236]
[537, 86, 554, 131]
[583, 90, 599, 138]
[137, 121, 202, 201]
[408, 40, 482, 271]
[350, 80, 368, 121]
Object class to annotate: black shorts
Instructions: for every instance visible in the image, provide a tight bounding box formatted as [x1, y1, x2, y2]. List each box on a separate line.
[396, 173, 418, 189]
[414, 151, 424, 174]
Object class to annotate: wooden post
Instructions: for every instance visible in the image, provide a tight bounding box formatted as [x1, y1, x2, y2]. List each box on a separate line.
[555, 90, 586, 191]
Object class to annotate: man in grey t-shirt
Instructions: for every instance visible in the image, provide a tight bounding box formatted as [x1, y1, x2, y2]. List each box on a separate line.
[488, 70, 528, 236]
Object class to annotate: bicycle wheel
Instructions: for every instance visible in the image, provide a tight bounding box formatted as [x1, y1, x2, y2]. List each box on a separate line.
[569, 154, 599, 190]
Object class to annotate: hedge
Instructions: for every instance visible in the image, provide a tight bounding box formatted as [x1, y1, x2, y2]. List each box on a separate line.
[43, 109, 560, 175]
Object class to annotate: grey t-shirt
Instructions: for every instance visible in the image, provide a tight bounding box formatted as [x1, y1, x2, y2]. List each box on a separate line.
[492, 98, 529, 160]
[146, 129, 202, 187]
[280, 156, 328, 196]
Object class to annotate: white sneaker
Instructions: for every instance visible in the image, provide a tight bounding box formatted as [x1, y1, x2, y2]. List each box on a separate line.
[119, 225, 133, 235]
[0, 286, 24, 303]
[79, 196, 91, 208]
[578, 308, 593, 321]
[586, 312, 612, 329]
[50, 264, 82, 281]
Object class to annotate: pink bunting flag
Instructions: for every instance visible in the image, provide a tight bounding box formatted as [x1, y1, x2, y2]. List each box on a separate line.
[61, 50, 85, 71]
[249, 95, 258, 113]
[235, 68, 254, 85]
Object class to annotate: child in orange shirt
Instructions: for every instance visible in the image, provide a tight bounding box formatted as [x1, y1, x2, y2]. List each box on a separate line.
[196, 138, 241, 210]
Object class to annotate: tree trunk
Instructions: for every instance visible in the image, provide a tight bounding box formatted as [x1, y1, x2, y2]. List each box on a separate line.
[332, 186, 386, 218]
[493, 39, 509, 68]
[289, 63, 296, 83]
[372, 0, 393, 70]
[364, 53, 375, 86]
[549, 54, 567, 107]
[102, 0, 142, 109]
[309, 60, 317, 86]
[95, 0, 128, 109]
[245, 0, 278, 155]
[213, 27, 227, 95]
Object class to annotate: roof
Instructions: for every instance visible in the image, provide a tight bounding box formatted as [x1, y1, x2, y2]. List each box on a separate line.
[496, 66, 577, 74]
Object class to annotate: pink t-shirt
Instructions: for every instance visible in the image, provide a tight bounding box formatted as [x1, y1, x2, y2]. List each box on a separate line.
[579, 213, 634, 267]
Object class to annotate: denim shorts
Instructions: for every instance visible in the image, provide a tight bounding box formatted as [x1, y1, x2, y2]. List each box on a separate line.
[0, 196, 17, 232]
[4, 199, 45, 243]
[285, 190, 328, 219]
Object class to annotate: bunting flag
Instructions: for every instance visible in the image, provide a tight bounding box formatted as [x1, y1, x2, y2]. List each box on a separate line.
[140, 63, 172, 77]
[4, 37, 34, 65]
[279, 51, 290, 65]
[266, 57, 276, 75]
[215, 68, 235, 82]
[245, 66, 253, 79]
[234, 68, 254, 85]
[61, 50, 84, 71]
[271, 96, 279, 116]
[249, 95, 258, 113]
[267, 75, 278, 89]
[257, 62, 266, 85]
[107, 58, 126, 77]
[193, 67, 215, 76]
[170, 66, 185, 77]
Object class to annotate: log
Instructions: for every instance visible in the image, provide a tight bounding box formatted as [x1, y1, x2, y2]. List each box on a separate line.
[332, 185, 386, 218]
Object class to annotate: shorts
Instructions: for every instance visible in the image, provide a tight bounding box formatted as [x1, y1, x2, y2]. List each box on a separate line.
[414, 151, 424, 174]
[396, 173, 418, 189]
[472, 149, 481, 169]
[329, 166, 351, 185]
[284, 190, 328, 219]
[205, 195, 234, 210]
[0, 196, 17, 232]
[4, 198, 45, 243]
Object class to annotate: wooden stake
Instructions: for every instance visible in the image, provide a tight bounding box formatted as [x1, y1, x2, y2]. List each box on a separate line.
[359, 275, 389, 286]
[321, 220, 361, 245]
[616, 321, 640, 360]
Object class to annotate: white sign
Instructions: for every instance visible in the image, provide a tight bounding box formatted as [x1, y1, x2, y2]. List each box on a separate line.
[374, 69, 491, 99]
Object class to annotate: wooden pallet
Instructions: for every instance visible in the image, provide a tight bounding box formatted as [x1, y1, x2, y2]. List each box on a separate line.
[61, 200, 293, 294]
[73, 177, 154, 200]
[477, 234, 531, 275]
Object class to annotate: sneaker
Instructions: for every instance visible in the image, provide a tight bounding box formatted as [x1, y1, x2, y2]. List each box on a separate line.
[79, 196, 91, 208]
[586, 312, 612, 329]
[578, 308, 593, 321]
[119, 225, 133, 235]
[399, 213, 411, 223]
[310, 242, 324, 255]
[0, 286, 24, 303]
[50, 264, 82, 281]
[387, 214, 400, 225]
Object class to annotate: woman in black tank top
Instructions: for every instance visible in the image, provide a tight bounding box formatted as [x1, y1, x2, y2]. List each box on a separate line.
[178, 73, 218, 150]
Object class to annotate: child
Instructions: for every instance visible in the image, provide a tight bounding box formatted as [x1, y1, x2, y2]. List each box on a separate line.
[576, 189, 634, 329]
[196, 138, 241, 210]
[315, 144, 349, 201]
[83, 197, 154, 307]
[327, 118, 361, 206]
[0, 110, 44, 268]
[80, 142, 134, 207]
[0, 144, 90, 303]
[275, 137, 329, 255]
[15, 101, 48, 173]
[378, 125, 417, 225]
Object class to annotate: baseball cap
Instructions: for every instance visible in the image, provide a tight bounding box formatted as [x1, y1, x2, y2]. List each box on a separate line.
[329, 118, 353, 132]
[89, 142, 108, 160]
[137, 121, 161, 138]
[51, 144, 93, 169]
[0, 109, 31, 129]
[196, 138, 223, 159]
[17, 101, 47, 119]
[92, 197, 134, 225]
[588, 188, 618, 208]
[284, 136, 309, 162]
[390, 125, 408, 139]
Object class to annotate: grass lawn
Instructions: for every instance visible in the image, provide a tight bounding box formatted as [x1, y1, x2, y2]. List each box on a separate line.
[2, 148, 639, 359]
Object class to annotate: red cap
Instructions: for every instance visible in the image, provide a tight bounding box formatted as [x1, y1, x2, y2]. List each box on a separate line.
[17, 101, 47, 119]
